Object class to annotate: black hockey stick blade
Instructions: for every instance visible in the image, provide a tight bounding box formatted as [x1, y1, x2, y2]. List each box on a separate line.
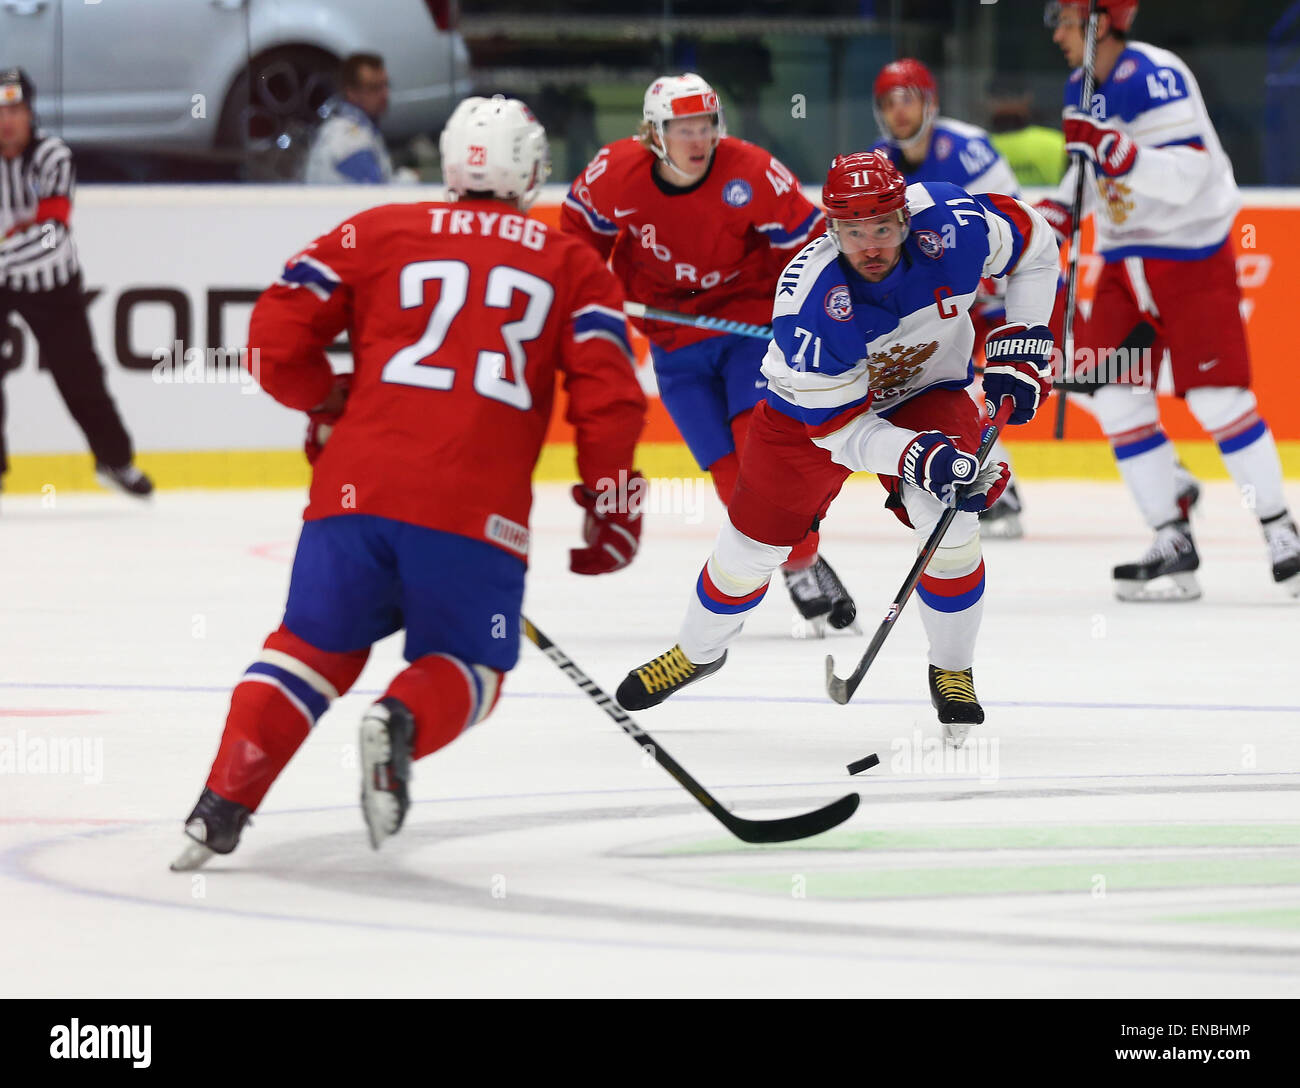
[522, 616, 859, 843]
[717, 789, 860, 844]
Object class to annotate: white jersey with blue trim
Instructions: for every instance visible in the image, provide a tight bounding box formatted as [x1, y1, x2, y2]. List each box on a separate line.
[875, 118, 1021, 199]
[760, 181, 1058, 475]
[1052, 41, 1240, 262]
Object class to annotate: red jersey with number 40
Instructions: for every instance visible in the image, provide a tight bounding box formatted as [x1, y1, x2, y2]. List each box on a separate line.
[247, 199, 646, 560]
[562, 137, 823, 350]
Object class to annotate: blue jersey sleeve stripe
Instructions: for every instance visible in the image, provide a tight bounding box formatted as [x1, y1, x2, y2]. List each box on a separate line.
[573, 310, 633, 353]
[564, 192, 619, 235]
[757, 208, 822, 248]
[1157, 136, 1206, 150]
[280, 260, 339, 295]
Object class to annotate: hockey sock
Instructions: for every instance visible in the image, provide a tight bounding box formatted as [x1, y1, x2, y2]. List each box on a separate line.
[384, 654, 503, 760]
[1211, 416, 1286, 522]
[1091, 385, 1179, 528]
[207, 625, 368, 810]
[679, 520, 788, 663]
[782, 531, 820, 570]
[915, 531, 985, 671]
[1109, 423, 1180, 528]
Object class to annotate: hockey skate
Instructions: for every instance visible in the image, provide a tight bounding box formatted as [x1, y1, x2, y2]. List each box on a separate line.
[617, 645, 727, 711]
[1113, 519, 1201, 602]
[1263, 514, 1300, 596]
[95, 461, 154, 498]
[979, 480, 1023, 539]
[929, 665, 984, 749]
[170, 788, 252, 871]
[784, 556, 858, 638]
[359, 697, 416, 850]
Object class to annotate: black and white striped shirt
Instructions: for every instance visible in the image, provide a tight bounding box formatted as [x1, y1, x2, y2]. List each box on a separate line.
[0, 131, 80, 291]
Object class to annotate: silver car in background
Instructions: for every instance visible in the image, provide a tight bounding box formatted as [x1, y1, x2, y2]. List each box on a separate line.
[0, 0, 471, 153]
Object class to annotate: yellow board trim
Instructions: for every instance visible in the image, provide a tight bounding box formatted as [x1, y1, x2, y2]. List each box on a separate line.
[5, 441, 1300, 494]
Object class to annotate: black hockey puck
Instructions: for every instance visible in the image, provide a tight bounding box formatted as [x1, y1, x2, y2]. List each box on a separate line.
[847, 753, 880, 775]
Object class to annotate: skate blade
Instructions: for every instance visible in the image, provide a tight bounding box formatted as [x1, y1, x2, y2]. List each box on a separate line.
[1279, 570, 1300, 598]
[1114, 571, 1201, 602]
[794, 614, 861, 640]
[943, 721, 972, 749]
[359, 716, 399, 851]
[169, 835, 215, 872]
[980, 513, 1023, 540]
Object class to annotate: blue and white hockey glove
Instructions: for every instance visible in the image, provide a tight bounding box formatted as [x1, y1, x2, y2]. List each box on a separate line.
[899, 431, 1009, 512]
[982, 323, 1055, 426]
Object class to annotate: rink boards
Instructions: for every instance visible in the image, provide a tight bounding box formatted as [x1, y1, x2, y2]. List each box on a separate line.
[3, 184, 1297, 493]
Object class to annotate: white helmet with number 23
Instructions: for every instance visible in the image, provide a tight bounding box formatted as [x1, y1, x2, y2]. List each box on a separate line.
[440, 95, 551, 210]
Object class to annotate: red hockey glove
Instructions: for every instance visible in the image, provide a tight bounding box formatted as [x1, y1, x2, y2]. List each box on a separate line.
[1033, 198, 1073, 244]
[1062, 110, 1138, 177]
[569, 472, 644, 575]
[982, 323, 1055, 425]
[304, 373, 352, 464]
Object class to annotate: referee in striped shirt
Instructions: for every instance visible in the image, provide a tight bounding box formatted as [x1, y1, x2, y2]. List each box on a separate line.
[0, 68, 152, 497]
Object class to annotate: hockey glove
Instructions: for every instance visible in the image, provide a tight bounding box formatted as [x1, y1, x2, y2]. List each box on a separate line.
[304, 373, 352, 464]
[569, 471, 644, 575]
[899, 432, 1008, 512]
[1062, 110, 1138, 178]
[982, 323, 1055, 425]
[1033, 199, 1073, 244]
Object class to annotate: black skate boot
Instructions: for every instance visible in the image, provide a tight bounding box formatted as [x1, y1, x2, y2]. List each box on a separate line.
[784, 556, 857, 635]
[1263, 513, 1300, 596]
[360, 697, 416, 850]
[170, 787, 252, 871]
[95, 461, 154, 498]
[1173, 462, 1201, 522]
[1113, 519, 1201, 601]
[617, 645, 727, 711]
[979, 480, 1023, 539]
[928, 665, 984, 749]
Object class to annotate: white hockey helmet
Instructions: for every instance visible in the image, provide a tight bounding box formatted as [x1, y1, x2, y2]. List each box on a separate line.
[439, 95, 550, 210]
[642, 73, 725, 177]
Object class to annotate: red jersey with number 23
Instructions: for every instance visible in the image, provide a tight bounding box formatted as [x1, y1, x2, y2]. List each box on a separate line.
[562, 137, 823, 350]
[247, 199, 647, 560]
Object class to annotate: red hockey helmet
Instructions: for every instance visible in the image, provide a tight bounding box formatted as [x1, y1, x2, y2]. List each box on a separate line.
[872, 59, 938, 151]
[823, 151, 910, 253]
[872, 59, 937, 105]
[1044, 1, 1138, 33]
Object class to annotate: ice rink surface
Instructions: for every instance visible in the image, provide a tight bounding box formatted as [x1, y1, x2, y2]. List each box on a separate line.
[2, 478, 1298, 998]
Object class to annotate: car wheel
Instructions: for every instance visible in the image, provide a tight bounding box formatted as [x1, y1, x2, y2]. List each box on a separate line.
[217, 46, 337, 157]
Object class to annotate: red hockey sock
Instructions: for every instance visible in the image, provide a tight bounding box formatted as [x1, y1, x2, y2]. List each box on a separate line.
[783, 531, 820, 570]
[384, 654, 503, 760]
[206, 625, 368, 810]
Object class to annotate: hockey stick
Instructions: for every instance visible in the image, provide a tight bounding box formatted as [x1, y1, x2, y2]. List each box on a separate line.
[825, 399, 1015, 705]
[522, 616, 860, 843]
[1054, 0, 1101, 440]
[623, 301, 772, 340]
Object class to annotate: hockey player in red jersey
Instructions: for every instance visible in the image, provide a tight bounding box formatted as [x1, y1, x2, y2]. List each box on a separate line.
[561, 73, 857, 634]
[172, 96, 647, 869]
[1041, 0, 1299, 599]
